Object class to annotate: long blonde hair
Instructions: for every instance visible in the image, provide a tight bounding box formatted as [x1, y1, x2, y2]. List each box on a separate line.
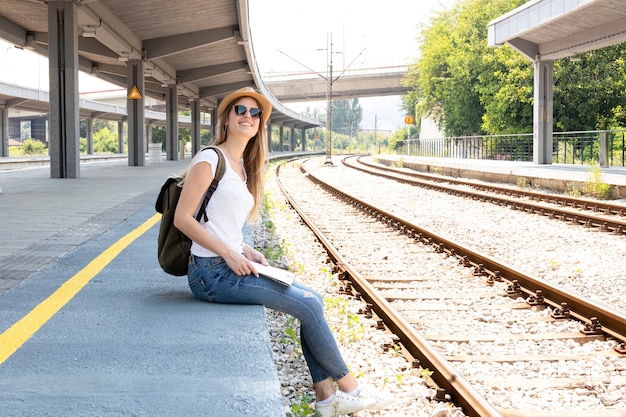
[179, 95, 269, 223]
[214, 96, 268, 222]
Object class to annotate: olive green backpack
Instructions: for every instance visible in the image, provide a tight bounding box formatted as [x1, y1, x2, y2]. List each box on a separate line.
[154, 146, 226, 276]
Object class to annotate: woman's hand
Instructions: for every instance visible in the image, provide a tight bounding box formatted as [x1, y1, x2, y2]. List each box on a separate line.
[243, 244, 268, 265]
[223, 249, 253, 276]
[224, 246, 267, 277]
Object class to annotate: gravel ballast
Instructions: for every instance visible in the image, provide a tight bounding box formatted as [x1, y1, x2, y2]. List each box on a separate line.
[253, 156, 626, 416]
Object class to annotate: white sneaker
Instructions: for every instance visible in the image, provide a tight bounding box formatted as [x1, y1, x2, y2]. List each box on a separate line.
[316, 385, 395, 417]
[316, 390, 375, 417]
[358, 382, 396, 411]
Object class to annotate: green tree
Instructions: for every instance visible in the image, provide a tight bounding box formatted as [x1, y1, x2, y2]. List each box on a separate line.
[406, 0, 626, 138]
[404, 0, 526, 136]
[80, 119, 116, 138]
[201, 129, 213, 145]
[152, 126, 166, 144]
[22, 138, 47, 155]
[479, 45, 533, 134]
[179, 127, 191, 145]
[553, 44, 626, 131]
[332, 99, 363, 136]
[93, 127, 118, 153]
[389, 127, 414, 151]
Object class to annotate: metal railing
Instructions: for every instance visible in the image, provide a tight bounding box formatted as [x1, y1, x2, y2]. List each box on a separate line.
[395, 130, 626, 167]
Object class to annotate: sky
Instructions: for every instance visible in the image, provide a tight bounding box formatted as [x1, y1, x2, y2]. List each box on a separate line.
[0, 0, 458, 131]
[248, 0, 458, 131]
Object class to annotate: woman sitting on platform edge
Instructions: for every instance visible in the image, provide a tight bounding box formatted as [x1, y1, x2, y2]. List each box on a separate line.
[173, 87, 394, 417]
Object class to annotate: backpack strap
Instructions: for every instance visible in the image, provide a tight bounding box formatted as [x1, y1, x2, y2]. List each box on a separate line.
[195, 145, 226, 223]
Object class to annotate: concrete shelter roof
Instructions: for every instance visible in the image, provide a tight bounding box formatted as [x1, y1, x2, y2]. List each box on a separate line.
[0, 0, 320, 130]
[488, 0, 626, 61]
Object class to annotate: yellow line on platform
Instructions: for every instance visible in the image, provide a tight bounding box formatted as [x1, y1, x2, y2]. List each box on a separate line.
[0, 213, 161, 365]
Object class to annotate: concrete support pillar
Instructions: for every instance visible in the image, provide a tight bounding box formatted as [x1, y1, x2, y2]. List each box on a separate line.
[301, 128, 306, 151]
[210, 107, 217, 143]
[290, 127, 295, 151]
[599, 131, 609, 167]
[165, 85, 179, 161]
[86, 117, 94, 154]
[191, 98, 201, 155]
[146, 122, 153, 153]
[267, 123, 272, 152]
[279, 125, 284, 151]
[0, 107, 7, 157]
[48, 0, 80, 178]
[533, 58, 554, 165]
[117, 120, 124, 154]
[126, 59, 145, 166]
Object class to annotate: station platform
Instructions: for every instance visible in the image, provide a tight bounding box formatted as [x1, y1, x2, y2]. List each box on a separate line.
[2, 151, 624, 416]
[0, 157, 285, 417]
[375, 155, 626, 200]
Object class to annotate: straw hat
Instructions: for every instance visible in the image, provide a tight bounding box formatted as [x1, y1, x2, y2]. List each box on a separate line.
[217, 87, 272, 125]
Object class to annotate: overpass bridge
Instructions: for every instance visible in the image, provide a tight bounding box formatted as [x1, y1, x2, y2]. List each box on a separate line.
[0, 65, 406, 157]
[265, 67, 408, 102]
[0, 0, 407, 176]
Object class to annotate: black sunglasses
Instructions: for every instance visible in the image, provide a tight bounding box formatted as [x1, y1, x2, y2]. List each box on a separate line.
[232, 104, 262, 119]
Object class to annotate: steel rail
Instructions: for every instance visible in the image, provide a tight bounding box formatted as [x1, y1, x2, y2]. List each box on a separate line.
[355, 156, 626, 217]
[348, 157, 626, 232]
[274, 162, 505, 417]
[300, 160, 626, 348]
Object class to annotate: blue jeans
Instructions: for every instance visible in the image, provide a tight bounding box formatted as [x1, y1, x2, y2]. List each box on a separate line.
[188, 255, 350, 384]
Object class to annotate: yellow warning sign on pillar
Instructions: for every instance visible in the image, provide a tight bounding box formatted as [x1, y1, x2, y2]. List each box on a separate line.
[127, 86, 142, 100]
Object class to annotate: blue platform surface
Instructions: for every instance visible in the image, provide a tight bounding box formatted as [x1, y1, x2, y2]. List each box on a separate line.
[0, 158, 284, 417]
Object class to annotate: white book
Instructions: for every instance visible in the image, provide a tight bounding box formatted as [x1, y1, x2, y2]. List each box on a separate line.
[250, 261, 294, 286]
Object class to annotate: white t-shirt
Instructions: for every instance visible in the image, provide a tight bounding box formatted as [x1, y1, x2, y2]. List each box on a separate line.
[189, 148, 254, 257]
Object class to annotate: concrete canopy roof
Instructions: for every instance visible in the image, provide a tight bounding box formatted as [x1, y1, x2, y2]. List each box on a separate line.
[0, 0, 321, 130]
[488, 0, 626, 61]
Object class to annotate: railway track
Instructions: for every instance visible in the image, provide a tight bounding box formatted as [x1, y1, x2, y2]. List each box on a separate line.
[274, 156, 626, 417]
[345, 155, 626, 236]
